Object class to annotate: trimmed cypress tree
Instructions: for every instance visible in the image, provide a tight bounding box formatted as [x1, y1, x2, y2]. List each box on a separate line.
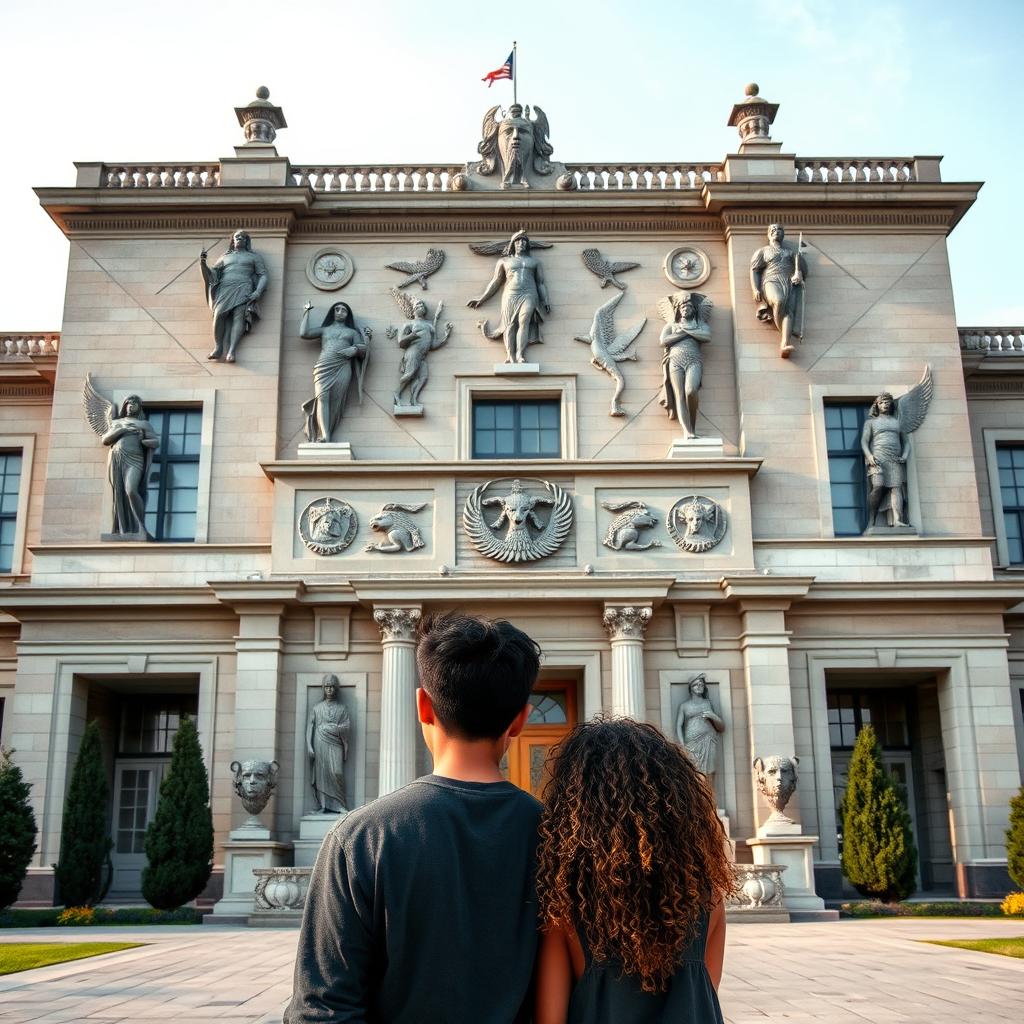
[141, 717, 213, 910]
[0, 747, 38, 910]
[1008, 786, 1024, 890]
[840, 723, 917, 902]
[54, 720, 113, 907]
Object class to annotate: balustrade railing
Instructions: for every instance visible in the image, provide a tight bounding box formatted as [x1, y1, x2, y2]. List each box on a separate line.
[959, 327, 1024, 354]
[795, 158, 916, 183]
[290, 166, 463, 192]
[101, 165, 220, 188]
[0, 333, 60, 357]
[562, 163, 723, 190]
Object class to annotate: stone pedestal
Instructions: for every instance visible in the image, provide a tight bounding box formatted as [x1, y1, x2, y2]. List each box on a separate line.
[667, 436, 724, 459]
[374, 606, 422, 796]
[747, 827, 836, 921]
[393, 405, 424, 417]
[205, 839, 291, 924]
[603, 605, 652, 719]
[298, 442, 353, 460]
[293, 811, 344, 868]
[493, 363, 540, 375]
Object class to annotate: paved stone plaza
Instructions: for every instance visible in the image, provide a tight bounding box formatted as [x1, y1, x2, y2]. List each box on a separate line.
[0, 919, 1021, 1023]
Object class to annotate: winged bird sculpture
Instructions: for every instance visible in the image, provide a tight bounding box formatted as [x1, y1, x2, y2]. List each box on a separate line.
[581, 249, 641, 291]
[574, 292, 647, 417]
[385, 248, 446, 290]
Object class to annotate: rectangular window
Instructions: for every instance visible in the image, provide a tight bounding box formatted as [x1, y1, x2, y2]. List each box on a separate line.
[119, 695, 199, 755]
[827, 689, 910, 750]
[472, 399, 560, 459]
[0, 451, 22, 573]
[145, 409, 201, 542]
[825, 403, 870, 536]
[997, 445, 1024, 565]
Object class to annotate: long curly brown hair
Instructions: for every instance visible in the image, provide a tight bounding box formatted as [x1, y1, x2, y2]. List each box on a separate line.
[536, 717, 734, 992]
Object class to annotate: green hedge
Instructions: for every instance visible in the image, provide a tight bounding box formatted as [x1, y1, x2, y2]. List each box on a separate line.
[0, 906, 201, 928]
[840, 900, 1008, 918]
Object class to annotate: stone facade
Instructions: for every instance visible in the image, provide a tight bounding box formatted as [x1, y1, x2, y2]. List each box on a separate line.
[1, 86, 1021, 908]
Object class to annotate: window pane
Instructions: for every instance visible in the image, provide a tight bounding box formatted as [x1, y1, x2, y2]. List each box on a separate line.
[167, 462, 198, 489]
[475, 432, 495, 455]
[472, 400, 561, 459]
[476, 406, 494, 429]
[520, 405, 538, 428]
[495, 405, 515, 428]
[495, 429, 516, 454]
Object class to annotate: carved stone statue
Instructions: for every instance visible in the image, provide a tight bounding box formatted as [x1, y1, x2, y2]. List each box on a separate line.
[300, 302, 371, 443]
[476, 104, 554, 188]
[200, 229, 269, 363]
[308, 674, 350, 814]
[581, 249, 640, 291]
[753, 755, 799, 824]
[366, 503, 427, 553]
[463, 478, 573, 563]
[574, 292, 646, 417]
[675, 674, 726, 782]
[601, 500, 660, 551]
[861, 366, 934, 531]
[83, 375, 160, 541]
[749, 224, 808, 358]
[386, 289, 452, 413]
[467, 230, 552, 364]
[658, 292, 713, 438]
[230, 759, 279, 825]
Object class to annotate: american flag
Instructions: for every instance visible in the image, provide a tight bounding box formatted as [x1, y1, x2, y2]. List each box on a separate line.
[482, 51, 514, 88]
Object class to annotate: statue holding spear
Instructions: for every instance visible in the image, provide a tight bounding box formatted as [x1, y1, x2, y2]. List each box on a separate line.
[750, 224, 809, 359]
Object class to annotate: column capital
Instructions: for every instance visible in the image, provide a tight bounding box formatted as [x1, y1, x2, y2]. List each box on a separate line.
[603, 604, 653, 641]
[373, 606, 422, 642]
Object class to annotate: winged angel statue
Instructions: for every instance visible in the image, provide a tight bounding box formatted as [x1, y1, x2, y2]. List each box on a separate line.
[476, 104, 554, 188]
[82, 374, 160, 539]
[574, 292, 647, 417]
[385, 288, 452, 411]
[463, 479, 574, 563]
[861, 366, 934, 530]
[658, 291, 713, 440]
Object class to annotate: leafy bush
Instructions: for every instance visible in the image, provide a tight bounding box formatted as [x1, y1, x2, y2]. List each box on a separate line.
[1002, 892, 1024, 917]
[141, 718, 213, 910]
[54, 722, 112, 907]
[841, 899, 1003, 918]
[56, 906, 96, 926]
[0, 747, 37, 910]
[1008, 787, 1024, 890]
[840, 724, 918, 902]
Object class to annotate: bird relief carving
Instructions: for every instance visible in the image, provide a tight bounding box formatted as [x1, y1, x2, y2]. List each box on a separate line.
[385, 249, 446, 290]
[574, 292, 647, 417]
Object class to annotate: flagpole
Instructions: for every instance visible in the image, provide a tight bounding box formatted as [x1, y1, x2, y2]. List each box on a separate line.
[513, 40, 517, 105]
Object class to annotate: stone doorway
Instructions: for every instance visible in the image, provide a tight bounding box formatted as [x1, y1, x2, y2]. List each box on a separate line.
[502, 680, 577, 799]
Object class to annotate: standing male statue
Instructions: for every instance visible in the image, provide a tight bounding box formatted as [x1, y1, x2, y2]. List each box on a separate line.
[749, 223, 808, 359]
[467, 230, 552, 364]
[476, 104, 554, 188]
[386, 289, 452, 411]
[200, 229, 269, 363]
[307, 673, 350, 813]
[658, 292, 713, 439]
[675, 674, 726, 786]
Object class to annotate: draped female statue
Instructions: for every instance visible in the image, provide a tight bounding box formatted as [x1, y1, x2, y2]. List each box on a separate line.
[675, 674, 726, 782]
[307, 674, 350, 813]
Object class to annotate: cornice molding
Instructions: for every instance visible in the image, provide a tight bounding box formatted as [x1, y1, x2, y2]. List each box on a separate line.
[61, 212, 295, 235]
[722, 207, 958, 234]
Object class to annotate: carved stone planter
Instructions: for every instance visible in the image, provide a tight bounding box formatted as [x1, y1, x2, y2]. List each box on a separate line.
[726, 864, 789, 922]
[253, 867, 312, 913]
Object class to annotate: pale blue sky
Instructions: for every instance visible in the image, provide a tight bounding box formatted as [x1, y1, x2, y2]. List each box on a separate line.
[1, 0, 1020, 328]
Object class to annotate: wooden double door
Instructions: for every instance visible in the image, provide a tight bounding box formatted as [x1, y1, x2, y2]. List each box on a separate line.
[503, 681, 577, 799]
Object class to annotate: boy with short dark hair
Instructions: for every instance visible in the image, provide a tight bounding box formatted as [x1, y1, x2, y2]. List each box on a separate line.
[285, 613, 542, 1023]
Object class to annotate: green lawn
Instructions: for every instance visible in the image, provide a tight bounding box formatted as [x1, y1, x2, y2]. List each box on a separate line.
[926, 937, 1024, 959]
[0, 942, 142, 975]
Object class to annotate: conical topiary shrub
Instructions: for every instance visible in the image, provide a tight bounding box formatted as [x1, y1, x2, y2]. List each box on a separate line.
[1008, 786, 1024, 890]
[840, 723, 917, 902]
[54, 720, 113, 907]
[141, 717, 213, 910]
[0, 746, 38, 910]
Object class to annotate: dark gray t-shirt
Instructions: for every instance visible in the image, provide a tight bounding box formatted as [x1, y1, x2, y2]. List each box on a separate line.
[285, 774, 542, 1023]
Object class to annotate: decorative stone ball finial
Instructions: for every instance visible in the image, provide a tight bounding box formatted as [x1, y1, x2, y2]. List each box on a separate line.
[727, 82, 779, 144]
[235, 86, 288, 145]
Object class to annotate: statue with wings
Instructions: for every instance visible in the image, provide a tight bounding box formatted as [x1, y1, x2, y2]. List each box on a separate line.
[385, 248, 446, 290]
[476, 103, 554, 188]
[463, 479, 574, 563]
[657, 291, 713, 440]
[385, 288, 452, 412]
[574, 292, 647, 417]
[860, 366, 934, 530]
[82, 374, 160, 539]
[467, 230, 553, 364]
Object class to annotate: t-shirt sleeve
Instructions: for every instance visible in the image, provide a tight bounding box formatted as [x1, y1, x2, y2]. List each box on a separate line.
[284, 827, 375, 1023]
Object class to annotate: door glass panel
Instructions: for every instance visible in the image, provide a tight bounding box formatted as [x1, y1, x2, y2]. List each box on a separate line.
[529, 743, 552, 798]
[527, 693, 567, 725]
[115, 769, 151, 854]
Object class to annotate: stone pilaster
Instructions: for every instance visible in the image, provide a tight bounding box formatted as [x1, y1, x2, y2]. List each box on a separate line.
[603, 604, 652, 719]
[374, 606, 422, 797]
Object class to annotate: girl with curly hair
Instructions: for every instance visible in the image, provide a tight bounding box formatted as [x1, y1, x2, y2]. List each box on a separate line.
[535, 717, 733, 1023]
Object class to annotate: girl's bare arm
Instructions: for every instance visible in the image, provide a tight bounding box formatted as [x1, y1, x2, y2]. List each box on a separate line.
[704, 901, 726, 990]
[534, 923, 574, 1024]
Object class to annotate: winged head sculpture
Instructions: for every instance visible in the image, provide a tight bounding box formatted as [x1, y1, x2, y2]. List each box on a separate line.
[463, 479, 573, 563]
[476, 103, 554, 188]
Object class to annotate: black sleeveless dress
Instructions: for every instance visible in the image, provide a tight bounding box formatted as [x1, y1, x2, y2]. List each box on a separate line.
[566, 912, 724, 1024]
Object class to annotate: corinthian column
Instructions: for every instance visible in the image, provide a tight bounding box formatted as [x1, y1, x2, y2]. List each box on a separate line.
[374, 606, 422, 797]
[602, 604, 653, 720]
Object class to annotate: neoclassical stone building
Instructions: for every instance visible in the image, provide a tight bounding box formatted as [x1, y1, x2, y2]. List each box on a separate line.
[2, 83, 1022, 911]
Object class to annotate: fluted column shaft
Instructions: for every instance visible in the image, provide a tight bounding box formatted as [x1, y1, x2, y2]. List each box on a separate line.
[603, 605, 652, 720]
[374, 606, 422, 797]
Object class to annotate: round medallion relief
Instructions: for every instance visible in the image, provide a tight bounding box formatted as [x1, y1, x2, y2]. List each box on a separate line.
[663, 246, 711, 289]
[298, 497, 358, 555]
[305, 248, 355, 291]
[667, 494, 727, 553]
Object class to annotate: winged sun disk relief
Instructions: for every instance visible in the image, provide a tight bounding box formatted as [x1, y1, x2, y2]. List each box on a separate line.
[463, 480, 574, 563]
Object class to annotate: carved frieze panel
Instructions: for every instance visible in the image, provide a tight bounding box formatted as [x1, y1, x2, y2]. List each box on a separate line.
[463, 478, 573, 563]
[299, 497, 358, 555]
[667, 495, 727, 553]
